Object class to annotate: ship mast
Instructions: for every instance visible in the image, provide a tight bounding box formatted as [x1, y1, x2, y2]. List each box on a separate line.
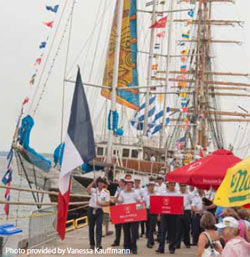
[143, 0, 157, 135]
[106, 0, 124, 164]
[160, 0, 174, 148]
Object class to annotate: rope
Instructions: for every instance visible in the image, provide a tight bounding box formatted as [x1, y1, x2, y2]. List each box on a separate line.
[32, 0, 76, 116]
[28, 0, 70, 114]
[60, 0, 76, 143]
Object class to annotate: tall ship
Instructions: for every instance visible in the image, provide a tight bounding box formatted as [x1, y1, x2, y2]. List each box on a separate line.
[5, 0, 250, 215]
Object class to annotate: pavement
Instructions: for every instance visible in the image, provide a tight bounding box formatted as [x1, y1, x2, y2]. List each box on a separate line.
[22, 225, 197, 257]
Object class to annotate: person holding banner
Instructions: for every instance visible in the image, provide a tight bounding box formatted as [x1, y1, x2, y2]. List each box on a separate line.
[134, 178, 145, 237]
[111, 178, 126, 247]
[143, 181, 157, 248]
[156, 182, 180, 254]
[176, 184, 192, 249]
[87, 177, 109, 250]
[117, 177, 141, 254]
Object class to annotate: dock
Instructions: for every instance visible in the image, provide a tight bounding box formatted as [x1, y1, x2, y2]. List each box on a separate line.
[25, 226, 197, 257]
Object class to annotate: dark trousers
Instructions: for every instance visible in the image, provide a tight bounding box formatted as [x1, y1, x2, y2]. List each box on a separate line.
[123, 222, 139, 252]
[158, 214, 178, 253]
[157, 219, 161, 241]
[140, 221, 146, 236]
[146, 209, 157, 246]
[192, 213, 203, 245]
[176, 210, 191, 247]
[113, 224, 122, 245]
[87, 207, 103, 247]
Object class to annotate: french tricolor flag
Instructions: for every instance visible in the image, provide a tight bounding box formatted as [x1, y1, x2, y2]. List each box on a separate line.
[57, 68, 96, 240]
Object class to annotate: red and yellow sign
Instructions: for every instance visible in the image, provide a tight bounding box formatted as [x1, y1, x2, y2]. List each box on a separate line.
[110, 202, 147, 224]
[150, 195, 184, 215]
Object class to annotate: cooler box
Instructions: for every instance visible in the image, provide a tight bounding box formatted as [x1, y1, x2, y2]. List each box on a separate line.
[0, 224, 23, 256]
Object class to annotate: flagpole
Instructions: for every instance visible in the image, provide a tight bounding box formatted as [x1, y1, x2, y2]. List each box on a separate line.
[107, 0, 124, 164]
[143, 0, 157, 136]
[160, 0, 174, 148]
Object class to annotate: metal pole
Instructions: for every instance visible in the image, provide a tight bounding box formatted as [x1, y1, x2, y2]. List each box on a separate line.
[160, 0, 174, 148]
[143, 0, 157, 135]
[107, 0, 124, 163]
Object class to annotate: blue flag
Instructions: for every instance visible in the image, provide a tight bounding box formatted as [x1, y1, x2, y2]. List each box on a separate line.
[46, 5, 59, 13]
[39, 41, 47, 49]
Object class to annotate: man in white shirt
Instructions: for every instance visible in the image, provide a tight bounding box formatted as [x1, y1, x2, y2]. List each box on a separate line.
[156, 182, 180, 254]
[111, 179, 126, 247]
[191, 189, 204, 245]
[155, 176, 166, 195]
[134, 178, 146, 237]
[117, 177, 141, 254]
[142, 181, 157, 248]
[176, 184, 192, 249]
[87, 177, 109, 250]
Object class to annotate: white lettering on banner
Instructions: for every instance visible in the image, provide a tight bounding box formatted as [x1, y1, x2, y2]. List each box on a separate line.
[187, 162, 202, 172]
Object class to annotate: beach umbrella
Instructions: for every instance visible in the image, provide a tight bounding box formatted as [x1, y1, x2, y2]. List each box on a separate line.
[166, 149, 241, 190]
[214, 157, 250, 208]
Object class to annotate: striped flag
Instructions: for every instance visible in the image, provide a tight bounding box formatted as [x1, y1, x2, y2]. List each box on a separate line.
[57, 68, 96, 240]
[147, 106, 171, 135]
[2, 148, 13, 216]
[131, 96, 156, 131]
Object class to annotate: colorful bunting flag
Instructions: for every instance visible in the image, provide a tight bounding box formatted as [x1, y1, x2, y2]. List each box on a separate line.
[152, 64, 158, 70]
[30, 74, 36, 86]
[156, 31, 165, 37]
[182, 32, 190, 39]
[22, 97, 29, 105]
[146, 0, 155, 7]
[188, 9, 194, 18]
[176, 137, 185, 150]
[150, 16, 167, 29]
[44, 21, 54, 28]
[154, 43, 160, 49]
[46, 5, 59, 13]
[4, 182, 11, 216]
[186, 20, 193, 25]
[2, 149, 13, 217]
[181, 49, 188, 55]
[39, 41, 47, 49]
[181, 65, 187, 73]
[34, 55, 43, 65]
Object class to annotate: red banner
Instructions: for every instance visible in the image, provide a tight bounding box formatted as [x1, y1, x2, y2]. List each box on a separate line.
[150, 195, 184, 215]
[110, 202, 147, 224]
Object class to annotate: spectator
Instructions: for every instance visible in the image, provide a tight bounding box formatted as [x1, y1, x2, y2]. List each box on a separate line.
[216, 217, 250, 257]
[196, 213, 222, 257]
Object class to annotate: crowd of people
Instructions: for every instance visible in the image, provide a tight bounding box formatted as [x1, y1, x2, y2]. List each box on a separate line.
[86, 175, 250, 256]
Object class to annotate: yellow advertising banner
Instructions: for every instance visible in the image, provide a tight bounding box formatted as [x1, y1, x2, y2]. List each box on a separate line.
[214, 157, 250, 207]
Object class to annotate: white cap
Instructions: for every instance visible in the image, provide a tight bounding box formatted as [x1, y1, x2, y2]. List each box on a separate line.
[148, 181, 156, 186]
[215, 217, 239, 229]
[124, 177, 134, 184]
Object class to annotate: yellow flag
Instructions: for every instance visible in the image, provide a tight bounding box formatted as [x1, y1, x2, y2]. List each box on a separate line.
[214, 157, 250, 207]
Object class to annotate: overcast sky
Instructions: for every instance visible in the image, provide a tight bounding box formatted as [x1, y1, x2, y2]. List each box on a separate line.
[1, 0, 250, 157]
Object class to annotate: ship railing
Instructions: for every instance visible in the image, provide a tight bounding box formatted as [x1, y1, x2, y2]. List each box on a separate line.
[28, 206, 57, 249]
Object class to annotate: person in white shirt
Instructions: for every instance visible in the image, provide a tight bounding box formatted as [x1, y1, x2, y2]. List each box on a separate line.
[176, 184, 192, 249]
[142, 181, 157, 248]
[150, 154, 156, 162]
[155, 176, 166, 195]
[111, 179, 126, 247]
[156, 182, 180, 254]
[117, 177, 141, 254]
[191, 189, 204, 245]
[87, 177, 109, 250]
[134, 178, 146, 238]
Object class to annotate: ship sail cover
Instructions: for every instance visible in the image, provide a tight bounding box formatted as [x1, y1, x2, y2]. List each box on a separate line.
[101, 0, 139, 111]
